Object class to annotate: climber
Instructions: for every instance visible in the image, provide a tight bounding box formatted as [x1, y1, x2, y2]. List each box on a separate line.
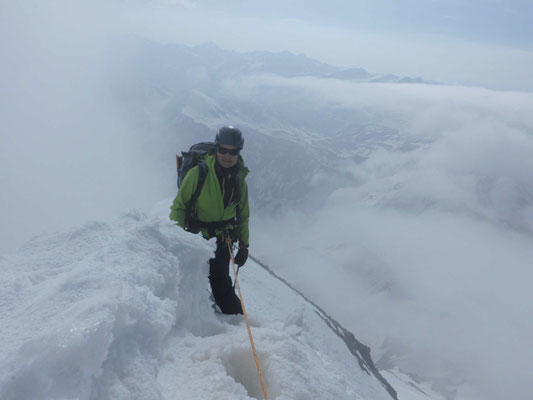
[170, 126, 250, 314]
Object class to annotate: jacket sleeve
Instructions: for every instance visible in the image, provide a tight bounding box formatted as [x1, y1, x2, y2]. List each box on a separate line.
[169, 167, 198, 228]
[235, 179, 250, 246]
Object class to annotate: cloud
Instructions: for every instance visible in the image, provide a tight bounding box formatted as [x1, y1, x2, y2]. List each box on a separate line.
[0, 2, 170, 253]
[250, 77, 533, 399]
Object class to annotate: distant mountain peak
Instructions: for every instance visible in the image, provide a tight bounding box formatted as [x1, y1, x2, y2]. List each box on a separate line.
[138, 39, 432, 84]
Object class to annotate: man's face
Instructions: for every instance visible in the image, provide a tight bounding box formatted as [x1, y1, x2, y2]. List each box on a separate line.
[215, 144, 239, 168]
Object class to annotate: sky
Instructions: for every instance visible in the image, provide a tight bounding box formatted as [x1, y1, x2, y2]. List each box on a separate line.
[191, 0, 533, 49]
[120, 0, 533, 91]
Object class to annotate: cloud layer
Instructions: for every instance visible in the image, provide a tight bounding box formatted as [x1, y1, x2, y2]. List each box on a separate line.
[250, 78, 533, 399]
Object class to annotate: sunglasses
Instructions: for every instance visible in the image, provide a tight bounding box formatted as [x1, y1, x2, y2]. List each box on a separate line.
[217, 147, 240, 156]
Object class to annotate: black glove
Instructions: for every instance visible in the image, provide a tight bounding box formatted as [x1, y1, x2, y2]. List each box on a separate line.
[184, 217, 200, 234]
[234, 243, 249, 266]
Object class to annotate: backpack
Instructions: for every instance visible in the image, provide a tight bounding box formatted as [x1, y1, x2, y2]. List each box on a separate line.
[176, 142, 214, 187]
[176, 142, 215, 210]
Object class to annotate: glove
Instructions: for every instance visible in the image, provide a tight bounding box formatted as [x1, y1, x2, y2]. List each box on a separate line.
[234, 243, 249, 266]
[184, 217, 200, 234]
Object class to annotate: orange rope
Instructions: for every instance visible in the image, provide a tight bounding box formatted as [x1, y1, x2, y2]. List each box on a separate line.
[227, 238, 269, 400]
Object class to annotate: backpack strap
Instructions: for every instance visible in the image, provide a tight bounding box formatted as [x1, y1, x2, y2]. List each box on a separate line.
[185, 161, 208, 218]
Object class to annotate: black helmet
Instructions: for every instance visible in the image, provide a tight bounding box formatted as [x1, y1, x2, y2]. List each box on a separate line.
[215, 126, 244, 150]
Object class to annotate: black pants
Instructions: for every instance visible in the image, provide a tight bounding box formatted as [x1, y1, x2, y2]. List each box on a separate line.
[209, 237, 242, 314]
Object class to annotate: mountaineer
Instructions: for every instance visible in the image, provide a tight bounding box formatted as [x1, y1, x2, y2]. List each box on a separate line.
[170, 126, 250, 314]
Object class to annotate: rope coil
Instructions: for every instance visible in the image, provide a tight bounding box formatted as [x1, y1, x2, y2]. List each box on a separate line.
[227, 238, 269, 400]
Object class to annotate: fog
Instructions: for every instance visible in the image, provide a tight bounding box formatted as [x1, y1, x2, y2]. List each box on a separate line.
[0, 1, 171, 252]
[250, 80, 533, 399]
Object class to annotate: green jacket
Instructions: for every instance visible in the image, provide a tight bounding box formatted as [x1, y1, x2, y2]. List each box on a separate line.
[169, 154, 250, 246]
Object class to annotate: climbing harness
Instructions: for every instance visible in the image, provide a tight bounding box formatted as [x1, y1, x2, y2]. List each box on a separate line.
[226, 237, 269, 400]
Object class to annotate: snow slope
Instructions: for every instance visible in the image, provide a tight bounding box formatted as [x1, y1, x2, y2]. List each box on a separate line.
[0, 209, 396, 400]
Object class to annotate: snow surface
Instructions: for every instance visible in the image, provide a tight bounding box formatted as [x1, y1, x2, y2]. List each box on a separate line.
[0, 209, 394, 400]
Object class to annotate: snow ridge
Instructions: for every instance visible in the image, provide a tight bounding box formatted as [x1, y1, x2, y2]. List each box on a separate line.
[250, 255, 398, 400]
[0, 211, 395, 400]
